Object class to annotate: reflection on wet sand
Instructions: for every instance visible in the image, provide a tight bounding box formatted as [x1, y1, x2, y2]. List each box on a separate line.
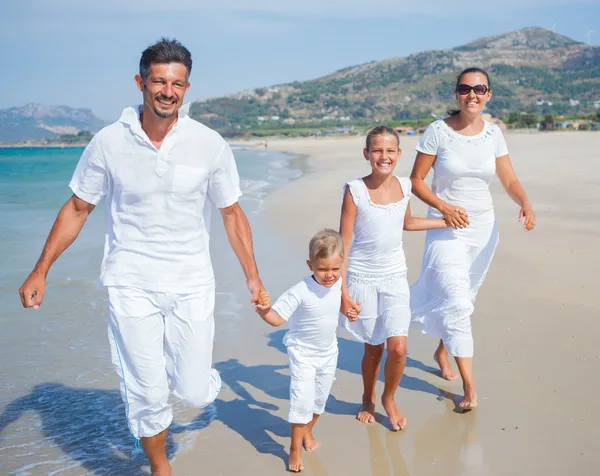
[366, 424, 412, 476]
[413, 390, 487, 476]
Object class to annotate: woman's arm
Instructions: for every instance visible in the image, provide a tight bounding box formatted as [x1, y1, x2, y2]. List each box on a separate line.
[410, 152, 469, 229]
[403, 202, 447, 231]
[496, 154, 536, 231]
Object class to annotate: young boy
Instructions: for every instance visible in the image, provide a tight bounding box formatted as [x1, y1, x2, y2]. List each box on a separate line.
[256, 229, 356, 472]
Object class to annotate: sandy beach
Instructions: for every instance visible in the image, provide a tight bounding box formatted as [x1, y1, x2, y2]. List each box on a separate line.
[171, 131, 600, 475]
[2, 133, 598, 476]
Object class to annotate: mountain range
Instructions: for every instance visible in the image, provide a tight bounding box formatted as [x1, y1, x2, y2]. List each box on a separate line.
[0, 104, 106, 144]
[2, 27, 598, 143]
[189, 27, 600, 133]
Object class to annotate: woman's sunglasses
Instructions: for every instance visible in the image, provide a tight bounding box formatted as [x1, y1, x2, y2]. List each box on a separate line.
[456, 84, 489, 95]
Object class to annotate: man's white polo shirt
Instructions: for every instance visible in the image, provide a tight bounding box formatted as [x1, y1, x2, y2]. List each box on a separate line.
[69, 103, 242, 292]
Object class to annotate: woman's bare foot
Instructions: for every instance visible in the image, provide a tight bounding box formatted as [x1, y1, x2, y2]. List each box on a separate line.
[381, 395, 407, 431]
[459, 387, 478, 410]
[288, 447, 304, 472]
[434, 347, 458, 381]
[303, 430, 320, 452]
[357, 399, 376, 424]
[151, 462, 172, 476]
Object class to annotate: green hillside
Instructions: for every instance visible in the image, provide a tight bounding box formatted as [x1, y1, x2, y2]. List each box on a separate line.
[190, 27, 600, 135]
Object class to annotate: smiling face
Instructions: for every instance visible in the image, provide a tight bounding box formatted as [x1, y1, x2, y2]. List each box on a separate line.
[307, 254, 343, 288]
[363, 133, 401, 177]
[456, 72, 492, 117]
[135, 62, 190, 119]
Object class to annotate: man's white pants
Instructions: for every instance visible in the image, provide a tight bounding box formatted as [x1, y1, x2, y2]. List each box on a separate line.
[287, 346, 338, 424]
[107, 286, 222, 439]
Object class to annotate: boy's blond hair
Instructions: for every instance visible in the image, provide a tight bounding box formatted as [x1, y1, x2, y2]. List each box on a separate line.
[309, 229, 344, 263]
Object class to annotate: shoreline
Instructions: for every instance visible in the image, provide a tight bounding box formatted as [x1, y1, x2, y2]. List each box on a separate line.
[0, 143, 88, 149]
[4, 127, 595, 150]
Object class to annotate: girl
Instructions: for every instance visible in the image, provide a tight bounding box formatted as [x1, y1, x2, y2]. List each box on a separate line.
[256, 229, 355, 472]
[409, 67, 536, 409]
[339, 126, 447, 430]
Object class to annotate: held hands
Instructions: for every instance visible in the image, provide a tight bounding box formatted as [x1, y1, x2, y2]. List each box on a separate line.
[519, 207, 536, 231]
[341, 292, 360, 322]
[255, 290, 272, 317]
[248, 279, 266, 306]
[440, 202, 469, 229]
[18, 271, 45, 310]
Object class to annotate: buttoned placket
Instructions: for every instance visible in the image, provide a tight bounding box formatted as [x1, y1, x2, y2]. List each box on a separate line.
[154, 124, 178, 178]
[129, 117, 180, 178]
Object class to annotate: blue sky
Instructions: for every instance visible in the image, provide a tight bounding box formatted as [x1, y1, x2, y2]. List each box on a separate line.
[2, 0, 599, 120]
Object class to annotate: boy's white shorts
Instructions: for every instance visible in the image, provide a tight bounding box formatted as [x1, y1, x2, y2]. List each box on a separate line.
[107, 285, 222, 439]
[287, 345, 338, 424]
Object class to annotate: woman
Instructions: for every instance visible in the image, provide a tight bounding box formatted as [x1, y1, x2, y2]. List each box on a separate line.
[409, 67, 536, 409]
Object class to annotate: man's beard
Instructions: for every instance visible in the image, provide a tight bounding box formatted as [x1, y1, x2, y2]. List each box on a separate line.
[152, 94, 178, 118]
[152, 106, 176, 119]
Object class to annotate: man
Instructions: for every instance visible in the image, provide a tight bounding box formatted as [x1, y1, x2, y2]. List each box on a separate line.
[18, 38, 265, 476]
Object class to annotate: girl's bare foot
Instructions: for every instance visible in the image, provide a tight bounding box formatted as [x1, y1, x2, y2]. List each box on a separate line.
[459, 387, 478, 410]
[434, 347, 458, 381]
[357, 399, 376, 424]
[151, 462, 172, 476]
[303, 430, 320, 452]
[288, 447, 304, 472]
[381, 395, 407, 431]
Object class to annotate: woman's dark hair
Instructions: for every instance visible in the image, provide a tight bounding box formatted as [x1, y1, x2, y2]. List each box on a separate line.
[447, 67, 491, 116]
[365, 125, 400, 150]
[139, 38, 192, 81]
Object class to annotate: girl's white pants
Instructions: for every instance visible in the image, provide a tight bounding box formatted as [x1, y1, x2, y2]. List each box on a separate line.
[107, 285, 222, 439]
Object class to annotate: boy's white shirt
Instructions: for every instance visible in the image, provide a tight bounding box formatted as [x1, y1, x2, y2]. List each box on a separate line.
[272, 276, 342, 354]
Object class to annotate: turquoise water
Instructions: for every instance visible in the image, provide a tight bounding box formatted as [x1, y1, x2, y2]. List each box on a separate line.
[0, 146, 305, 475]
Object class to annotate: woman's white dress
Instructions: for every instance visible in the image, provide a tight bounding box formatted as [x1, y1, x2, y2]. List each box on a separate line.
[410, 119, 508, 358]
[341, 176, 412, 346]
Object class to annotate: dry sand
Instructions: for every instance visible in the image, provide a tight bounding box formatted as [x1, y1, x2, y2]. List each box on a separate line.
[174, 132, 599, 476]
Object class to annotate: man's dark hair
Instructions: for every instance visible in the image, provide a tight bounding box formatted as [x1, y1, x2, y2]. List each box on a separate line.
[139, 38, 192, 81]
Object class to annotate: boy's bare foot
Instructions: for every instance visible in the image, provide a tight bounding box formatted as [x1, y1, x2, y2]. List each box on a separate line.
[434, 348, 458, 381]
[303, 430, 320, 452]
[288, 447, 304, 472]
[151, 462, 172, 476]
[357, 400, 376, 424]
[459, 388, 478, 410]
[381, 395, 406, 431]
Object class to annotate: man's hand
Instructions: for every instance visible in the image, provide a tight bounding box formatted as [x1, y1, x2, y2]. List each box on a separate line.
[248, 279, 265, 306]
[255, 290, 271, 317]
[19, 270, 46, 310]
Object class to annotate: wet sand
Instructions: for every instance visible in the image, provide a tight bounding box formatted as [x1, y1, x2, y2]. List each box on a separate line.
[172, 131, 600, 475]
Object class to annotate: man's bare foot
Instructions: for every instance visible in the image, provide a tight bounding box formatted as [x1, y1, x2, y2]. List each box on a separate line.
[150, 462, 172, 476]
[303, 430, 320, 452]
[381, 395, 406, 431]
[357, 400, 376, 424]
[459, 388, 478, 411]
[288, 447, 304, 472]
[434, 348, 458, 381]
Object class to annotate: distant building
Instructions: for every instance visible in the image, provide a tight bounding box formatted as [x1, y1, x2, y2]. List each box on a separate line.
[394, 126, 415, 135]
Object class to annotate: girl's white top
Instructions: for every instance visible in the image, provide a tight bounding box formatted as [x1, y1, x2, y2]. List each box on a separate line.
[272, 276, 342, 354]
[416, 119, 508, 220]
[344, 176, 412, 276]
